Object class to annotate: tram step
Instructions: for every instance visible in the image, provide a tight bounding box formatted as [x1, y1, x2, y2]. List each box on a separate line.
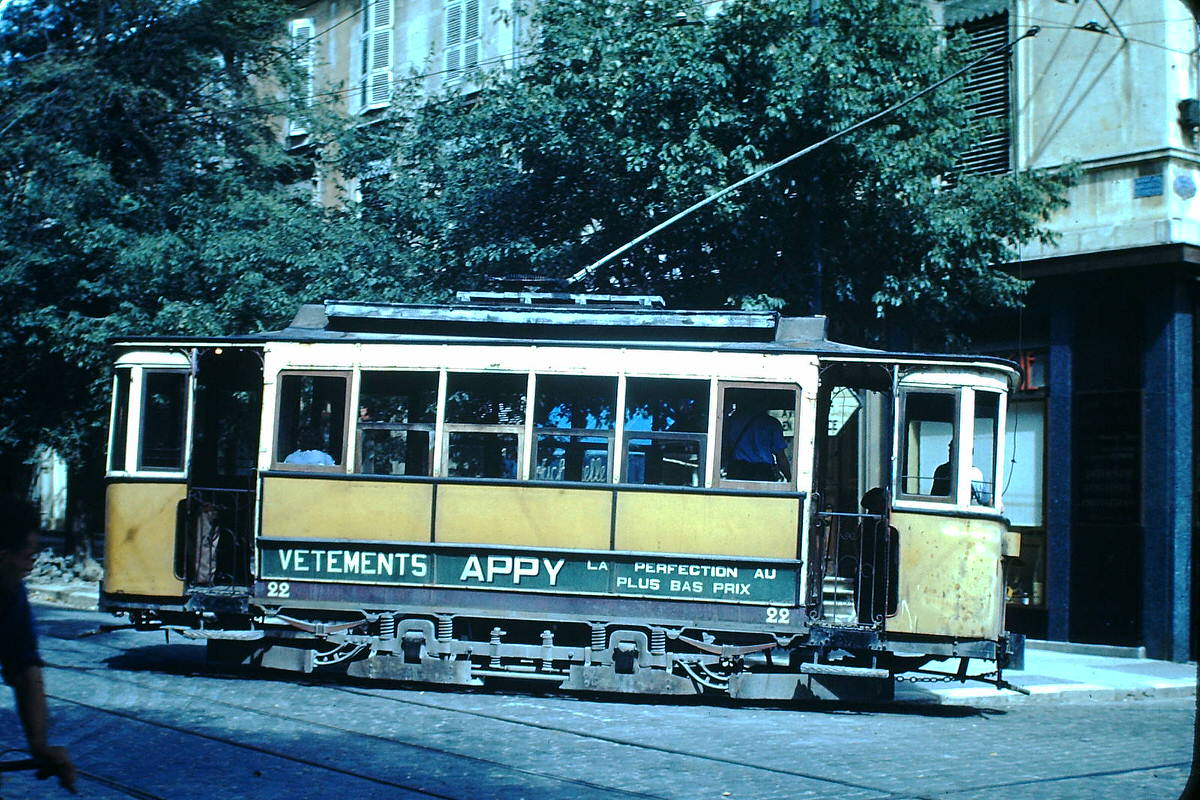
[798, 662, 890, 680]
[819, 600, 858, 625]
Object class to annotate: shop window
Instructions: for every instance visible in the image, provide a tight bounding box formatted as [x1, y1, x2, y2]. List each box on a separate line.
[444, 372, 525, 478]
[533, 374, 616, 482]
[899, 391, 958, 498]
[971, 391, 1000, 506]
[358, 371, 438, 476]
[1003, 398, 1045, 526]
[719, 385, 797, 486]
[139, 371, 189, 471]
[275, 373, 349, 468]
[109, 368, 131, 472]
[623, 377, 708, 487]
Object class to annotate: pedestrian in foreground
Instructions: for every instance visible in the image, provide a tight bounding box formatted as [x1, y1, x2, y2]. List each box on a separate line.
[1, 497, 76, 792]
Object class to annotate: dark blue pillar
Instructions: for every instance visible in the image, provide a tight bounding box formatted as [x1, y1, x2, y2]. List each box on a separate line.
[1046, 284, 1073, 643]
[1141, 270, 1193, 662]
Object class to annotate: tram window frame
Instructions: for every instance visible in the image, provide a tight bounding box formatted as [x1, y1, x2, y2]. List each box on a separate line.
[442, 371, 527, 480]
[621, 377, 709, 488]
[715, 382, 801, 492]
[273, 371, 351, 472]
[137, 369, 190, 473]
[109, 368, 132, 472]
[971, 390, 1002, 508]
[356, 370, 438, 477]
[897, 388, 960, 504]
[532, 374, 618, 484]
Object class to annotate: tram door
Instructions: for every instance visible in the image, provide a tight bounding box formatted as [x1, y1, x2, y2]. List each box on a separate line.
[812, 363, 896, 623]
[179, 347, 263, 588]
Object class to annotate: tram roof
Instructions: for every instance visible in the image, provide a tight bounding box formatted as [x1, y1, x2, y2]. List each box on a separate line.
[111, 298, 1019, 371]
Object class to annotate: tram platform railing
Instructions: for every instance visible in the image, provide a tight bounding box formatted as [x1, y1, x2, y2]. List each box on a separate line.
[807, 511, 898, 627]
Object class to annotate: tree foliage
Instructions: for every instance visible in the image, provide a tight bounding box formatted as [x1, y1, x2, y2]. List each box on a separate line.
[339, 0, 1070, 344]
[0, 0, 415, 483]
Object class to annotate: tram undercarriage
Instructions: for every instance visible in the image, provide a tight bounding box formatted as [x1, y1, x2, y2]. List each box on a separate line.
[115, 595, 1024, 702]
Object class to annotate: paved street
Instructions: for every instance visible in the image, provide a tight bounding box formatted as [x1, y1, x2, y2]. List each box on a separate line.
[0, 606, 1194, 800]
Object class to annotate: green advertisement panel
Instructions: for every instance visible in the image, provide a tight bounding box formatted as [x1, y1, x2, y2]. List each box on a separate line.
[258, 540, 799, 606]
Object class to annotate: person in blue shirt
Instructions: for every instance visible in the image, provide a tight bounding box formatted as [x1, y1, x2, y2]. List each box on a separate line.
[1, 498, 75, 792]
[722, 394, 792, 483]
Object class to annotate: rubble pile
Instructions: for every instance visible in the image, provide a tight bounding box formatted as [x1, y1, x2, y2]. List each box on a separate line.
[28, 548, 104, 584]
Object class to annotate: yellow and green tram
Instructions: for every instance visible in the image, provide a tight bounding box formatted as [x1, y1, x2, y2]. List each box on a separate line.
[102, 293, 1024, 700]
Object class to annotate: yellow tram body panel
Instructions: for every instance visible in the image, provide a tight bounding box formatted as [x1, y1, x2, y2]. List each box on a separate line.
[435, 484, 611, 549]
[261, 476, 433, 541]
[613, 492, 799, 558]
[887, 511, 1006, 640]
[259, 476, 800, 561]
[103, 482, 186, 597]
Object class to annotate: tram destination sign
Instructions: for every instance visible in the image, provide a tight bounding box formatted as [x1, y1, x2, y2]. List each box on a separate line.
[258, 541, 799, 605]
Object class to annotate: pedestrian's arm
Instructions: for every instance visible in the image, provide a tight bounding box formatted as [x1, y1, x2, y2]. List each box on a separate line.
[10, 664, 75, 791]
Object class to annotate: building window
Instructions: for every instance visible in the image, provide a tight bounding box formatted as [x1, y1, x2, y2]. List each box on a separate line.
[444, 0, 482, 84]
[1003, 397, 1047, 607]
[622, 377, 709, 487]
[954, 11, 1011, 175]
[443, 372, 526, 478]
[360, 0, 393, 110]
[287, 18, 315, 136]
[357, 371, 438, 476]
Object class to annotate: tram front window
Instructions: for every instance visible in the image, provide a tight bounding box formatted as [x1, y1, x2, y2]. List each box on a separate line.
[139, 371, 188, 471]
[900, 391, 957, 498]
[444, 372, 526, 478]
[109, 368, 131, 471]
[972, 392, 1000, 506]
[623, 378, 708, 486]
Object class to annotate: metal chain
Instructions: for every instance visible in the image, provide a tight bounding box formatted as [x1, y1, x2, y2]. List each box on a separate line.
[896, 670, 1000, 684]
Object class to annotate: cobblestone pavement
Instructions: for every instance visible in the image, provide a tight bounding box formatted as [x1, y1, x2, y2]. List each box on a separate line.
[0, 607, 1194, 800]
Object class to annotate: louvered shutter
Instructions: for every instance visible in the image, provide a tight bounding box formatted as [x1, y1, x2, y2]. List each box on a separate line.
[288, 18, 315, 136]
[955, 12, 1011, 175]
[365, 0, 393, 110]
[463, 0, 480, 72]
[445, 2, 463, 81]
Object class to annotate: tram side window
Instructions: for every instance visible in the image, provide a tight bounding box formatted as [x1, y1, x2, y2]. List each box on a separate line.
[358, 371, 438, 476]
[444, 372, 526, 479]
[623, 378, 708, 487]
[139, 371, 189, 471]
[900, 391, 957, 498]
[720, 387, 797, 485]
[533, 375, 617, 482]
[275, 373, 348, 468]
[109, 369, 131, 471]
[972, 392, 1000, 506]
